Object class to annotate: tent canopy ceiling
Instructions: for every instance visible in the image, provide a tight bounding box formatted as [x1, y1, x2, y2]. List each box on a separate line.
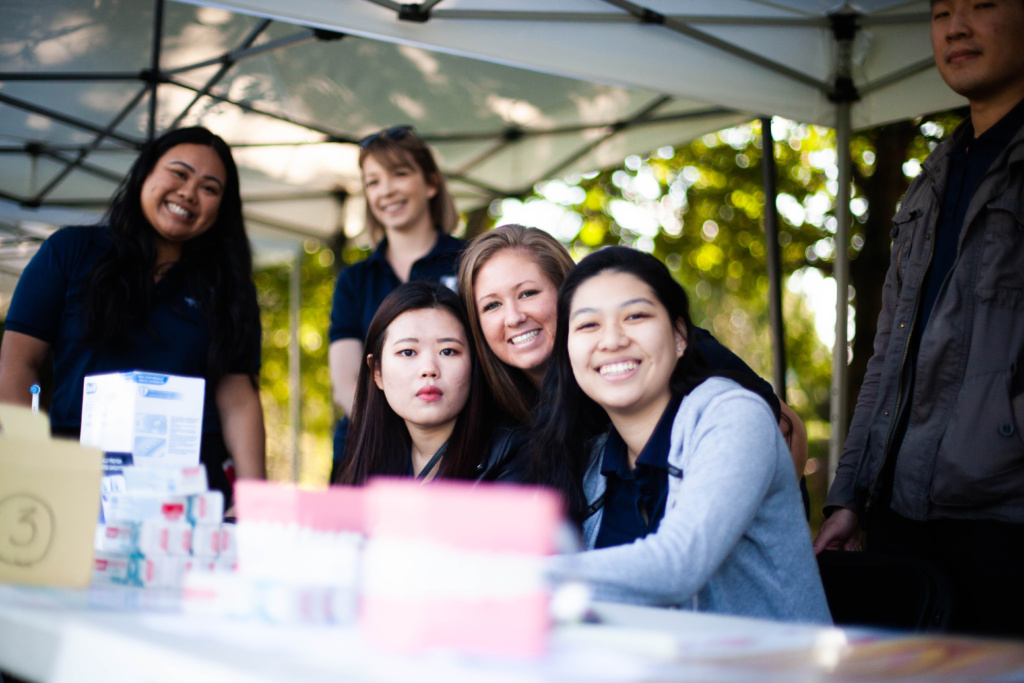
[1, 0, 960, 314]
[198, 0, 959, 129]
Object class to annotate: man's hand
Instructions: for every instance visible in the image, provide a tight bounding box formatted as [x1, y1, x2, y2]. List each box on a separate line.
[813, 508, 862, 554]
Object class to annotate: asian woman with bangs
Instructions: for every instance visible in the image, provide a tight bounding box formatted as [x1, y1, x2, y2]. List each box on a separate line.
[336, 281, 516, 485]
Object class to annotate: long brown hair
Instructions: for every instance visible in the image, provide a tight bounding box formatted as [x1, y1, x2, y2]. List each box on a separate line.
[336, 281, 493, 485]
[359, 128, 457, 242]
[457, 224, 575, 423]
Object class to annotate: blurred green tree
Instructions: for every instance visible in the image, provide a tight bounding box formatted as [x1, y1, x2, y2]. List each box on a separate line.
[254, 112, 966, 527]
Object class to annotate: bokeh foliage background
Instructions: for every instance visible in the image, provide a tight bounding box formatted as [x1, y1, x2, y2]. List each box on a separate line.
[255, 112, 965, 531]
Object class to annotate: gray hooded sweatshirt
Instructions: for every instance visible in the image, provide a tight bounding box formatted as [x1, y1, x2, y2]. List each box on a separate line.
[549, 377, 831, 625]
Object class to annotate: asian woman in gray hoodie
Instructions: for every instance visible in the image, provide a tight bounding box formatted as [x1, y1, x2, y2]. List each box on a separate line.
[530, 247, 830, 624]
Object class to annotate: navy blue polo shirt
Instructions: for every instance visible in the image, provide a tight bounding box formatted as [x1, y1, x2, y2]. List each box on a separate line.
[328, 232, 463, 466]
[328, 232, 463, 344]
[919, 96, 1024, 332]
[594, 394, 683, 549]
[4, 225, 260, 436]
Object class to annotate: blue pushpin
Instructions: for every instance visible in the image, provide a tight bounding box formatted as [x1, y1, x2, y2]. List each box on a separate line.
[30, 384, 40, 413]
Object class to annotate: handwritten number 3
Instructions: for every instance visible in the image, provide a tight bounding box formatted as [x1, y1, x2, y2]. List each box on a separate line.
[11, 506, 38, 547]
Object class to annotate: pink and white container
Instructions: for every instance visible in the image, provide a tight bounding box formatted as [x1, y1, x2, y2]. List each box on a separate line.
[361, 479, 562, 659]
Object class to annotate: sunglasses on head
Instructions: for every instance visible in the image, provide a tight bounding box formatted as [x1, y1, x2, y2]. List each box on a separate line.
[358, 125, 415, 148]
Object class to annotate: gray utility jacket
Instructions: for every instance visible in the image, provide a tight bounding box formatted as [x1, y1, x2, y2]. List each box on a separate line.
[828, 118, 1024, 523]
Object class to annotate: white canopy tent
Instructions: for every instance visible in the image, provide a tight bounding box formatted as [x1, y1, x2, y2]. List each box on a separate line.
[1, 0, 964, 474]
[194, 0, 963, 469]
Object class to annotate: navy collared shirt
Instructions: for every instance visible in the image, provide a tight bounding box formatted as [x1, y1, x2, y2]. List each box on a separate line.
[594, 394, 684, 549]
[919, 97, 1024, 332]
[329, 231, 463, 466]
[5, 225, 260, 435]
[328, 232, 463, 344]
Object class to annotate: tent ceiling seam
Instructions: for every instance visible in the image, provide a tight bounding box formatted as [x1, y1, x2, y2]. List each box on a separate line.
[29, 86, 149, 205]
[444, 174, 504, 196]
[745, 0, 816, 17]
[243, 213, 330, 240]
[164, 27, 315, 76]
[37, 150, 124, 185]
[165, 77, 354, 141]
[0, 72, 141, 82]
[0, 93, 143, 148]
[517, 94, 675, 196]
[451, 136, 518, 179]
[0, 109, 744, 157]
[427, 10, 827, 27]
[169, 19, 273, 130]
[596, 0, 830, 94]
[860, 11, 930, 26]
[148, 0, 165, 141]
[858, 56, 936, 96]
[364, 0, 402, 13]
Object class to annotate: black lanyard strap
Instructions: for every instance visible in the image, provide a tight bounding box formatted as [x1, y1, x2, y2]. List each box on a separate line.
[416, 444, 447, 480]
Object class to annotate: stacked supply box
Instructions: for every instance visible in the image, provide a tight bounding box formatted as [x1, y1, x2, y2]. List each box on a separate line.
[81, 372, 205, 486]
[184, 481, 364, 623]
[92, 465, 237, 588]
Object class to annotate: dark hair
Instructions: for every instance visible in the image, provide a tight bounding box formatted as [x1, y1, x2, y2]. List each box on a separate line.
[359, 128, 457, 242]
[458, 224, 576, 422]
[523, 246, 766, 524]
[81, 126, 259, 387]
[337, 281, 494, 485]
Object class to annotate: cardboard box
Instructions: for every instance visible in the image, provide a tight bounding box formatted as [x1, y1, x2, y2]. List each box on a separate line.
[0, 404, 102, 588]
[80, 372, 205, 467]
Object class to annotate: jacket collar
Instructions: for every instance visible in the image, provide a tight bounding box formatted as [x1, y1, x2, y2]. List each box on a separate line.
[922, 99, 1024, 191]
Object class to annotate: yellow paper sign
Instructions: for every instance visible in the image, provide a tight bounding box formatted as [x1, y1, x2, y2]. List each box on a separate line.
[0, 404, 102, 588]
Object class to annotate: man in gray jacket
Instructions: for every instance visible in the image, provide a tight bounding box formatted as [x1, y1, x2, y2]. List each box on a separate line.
[814, 0, 1024, 637]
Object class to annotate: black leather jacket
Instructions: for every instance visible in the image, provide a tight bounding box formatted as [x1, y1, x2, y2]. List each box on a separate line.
[474, 422, 525, 483]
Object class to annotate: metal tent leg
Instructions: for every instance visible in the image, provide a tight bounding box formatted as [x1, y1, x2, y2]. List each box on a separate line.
[290, 248, 302, 482]
[829, 100, 852, 485]
[761, 116, 786, 402]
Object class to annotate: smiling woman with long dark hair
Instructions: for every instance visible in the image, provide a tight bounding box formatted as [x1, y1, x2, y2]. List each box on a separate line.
[531, 247, 829, 623]
[0, 126, 264, 504]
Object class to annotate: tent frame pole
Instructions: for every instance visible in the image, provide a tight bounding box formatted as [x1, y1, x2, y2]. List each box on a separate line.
[827, 9, 859, 484]
[148, 0, 164, 141]
[290, 248, 302, 483]
[830, 101, 851, 483]
[761, 116, 787, 402]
